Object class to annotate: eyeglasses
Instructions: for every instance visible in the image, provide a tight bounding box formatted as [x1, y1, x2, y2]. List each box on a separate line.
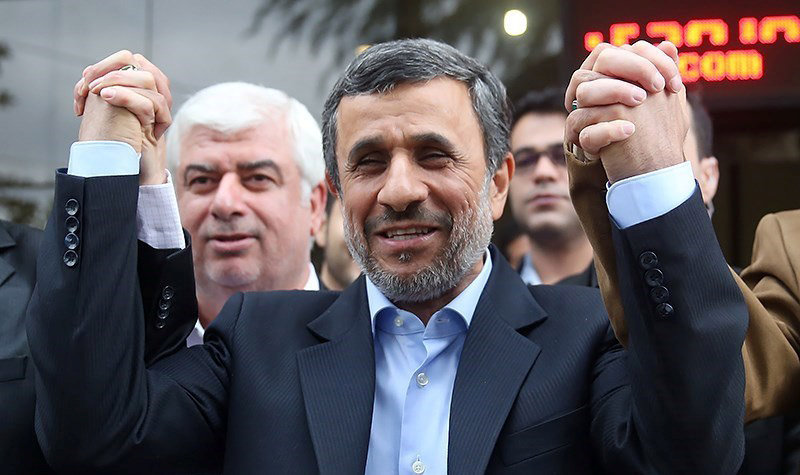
[513, 144, 566, 173]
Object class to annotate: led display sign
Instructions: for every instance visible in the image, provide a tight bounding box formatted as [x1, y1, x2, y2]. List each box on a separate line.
[563, 1, 800, 109]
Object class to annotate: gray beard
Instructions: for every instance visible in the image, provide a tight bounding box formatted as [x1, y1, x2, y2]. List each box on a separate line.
[343, 183, 494, 304]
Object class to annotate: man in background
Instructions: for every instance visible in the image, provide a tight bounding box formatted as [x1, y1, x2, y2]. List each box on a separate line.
[164, 83, 327, 344]
[315, 194, 360, 290]
[508, 89, 595, 285]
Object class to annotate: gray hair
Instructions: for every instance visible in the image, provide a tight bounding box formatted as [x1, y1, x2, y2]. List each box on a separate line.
[167, 82, 325, 202]
[321, 38, 511, 192]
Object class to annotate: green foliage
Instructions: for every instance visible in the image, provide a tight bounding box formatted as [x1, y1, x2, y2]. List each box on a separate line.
[250, 0, 563, 101]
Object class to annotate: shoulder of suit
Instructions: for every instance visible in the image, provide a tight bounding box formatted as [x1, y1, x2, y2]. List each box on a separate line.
[527, 284, 607, 318]
[237, 289, 341, 322]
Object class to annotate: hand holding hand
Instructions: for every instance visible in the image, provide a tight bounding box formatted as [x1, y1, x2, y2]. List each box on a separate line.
[565, 41, 690, 183]
[75, 50, 172, 185]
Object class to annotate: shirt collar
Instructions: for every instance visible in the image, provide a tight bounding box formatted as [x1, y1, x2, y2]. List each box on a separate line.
[518, 253, 542, 286]
[366, 248, 493, 334]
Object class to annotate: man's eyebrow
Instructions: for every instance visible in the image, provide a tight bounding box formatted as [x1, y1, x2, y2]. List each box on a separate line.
[410, 133, 457, 152]
[347, 136, 384, 164]
[237, 160, 284, 182]
[183, 164, 218, 183]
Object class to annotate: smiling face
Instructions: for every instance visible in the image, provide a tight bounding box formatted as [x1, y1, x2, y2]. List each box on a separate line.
[176, 119, 323, 298]
[508, 112, 583, 247]
[334, 78, 511, 304]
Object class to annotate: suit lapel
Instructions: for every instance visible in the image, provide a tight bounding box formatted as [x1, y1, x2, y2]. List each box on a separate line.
[0, 225, 17, 287]
[448, 247, 548, 475]
[297, 277, 375, 475]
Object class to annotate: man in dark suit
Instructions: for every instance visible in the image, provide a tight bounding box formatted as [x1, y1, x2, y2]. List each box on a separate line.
[27, 39, 748, 473]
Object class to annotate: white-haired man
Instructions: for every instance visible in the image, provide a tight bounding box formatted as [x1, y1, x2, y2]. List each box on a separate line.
[164, 83, 326, 344]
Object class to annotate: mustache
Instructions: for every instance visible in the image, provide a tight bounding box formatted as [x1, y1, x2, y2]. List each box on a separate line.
[363, 204, 453, 236]
[202, 222, 260, 239]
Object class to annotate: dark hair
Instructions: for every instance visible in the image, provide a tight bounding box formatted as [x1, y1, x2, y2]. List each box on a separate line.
[325, 191, 336, 216]
[687, 91, 714, 159]
[511, 88, 566, 129]
[321, 38, 512, 192]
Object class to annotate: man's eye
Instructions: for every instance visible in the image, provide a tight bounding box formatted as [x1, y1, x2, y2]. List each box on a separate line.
[187, 176, 217, 191]
[244, 174, 277, 189]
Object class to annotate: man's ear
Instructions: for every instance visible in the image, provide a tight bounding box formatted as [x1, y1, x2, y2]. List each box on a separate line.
[325, 173, 340, 199]
[309, 181, 327, 238]
[489, 153, 514, 221]
[699, 156, 720, 203]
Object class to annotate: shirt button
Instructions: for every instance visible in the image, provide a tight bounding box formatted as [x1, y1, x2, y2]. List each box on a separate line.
[394, 317, 403, 327]
[65, 198, 79, 216]
[412, 458, 425, 474]
[416, 372, 429, 387]
[155, 319, 166, 329]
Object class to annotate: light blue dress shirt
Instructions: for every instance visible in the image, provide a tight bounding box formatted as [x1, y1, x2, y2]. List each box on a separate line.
[365, 250, 493, 475]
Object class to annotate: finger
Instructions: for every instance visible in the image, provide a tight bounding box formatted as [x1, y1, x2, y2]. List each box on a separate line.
[133, 54, 172, 109]
[593, 47, 666, 93]
[565, 104, 627, 146]
[576, 77, 647, 108]
[89, 70, 157, 94]
[630, 40, 682, 93]
[564, 69, 612, 111]
[580, 42, 615, 70]
[657, 41, 680, 66]
[74, 77, 86, 116]
[578, 120, 636, 155]
[82, 49, 138, 84]
[98, 87, 172, 139]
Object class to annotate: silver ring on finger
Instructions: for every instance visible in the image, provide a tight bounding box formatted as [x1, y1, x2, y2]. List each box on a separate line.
[119, 64, 138, 71]
[571, 99, 579, 111]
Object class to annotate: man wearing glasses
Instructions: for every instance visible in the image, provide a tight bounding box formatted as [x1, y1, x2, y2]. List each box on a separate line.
[508, 89, 596, 286]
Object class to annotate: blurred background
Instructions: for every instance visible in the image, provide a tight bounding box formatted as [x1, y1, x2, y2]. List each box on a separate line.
[1, 0, 798, 267]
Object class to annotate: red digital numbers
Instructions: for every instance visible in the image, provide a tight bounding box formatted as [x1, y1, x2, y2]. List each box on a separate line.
[583, 14, 799, 83]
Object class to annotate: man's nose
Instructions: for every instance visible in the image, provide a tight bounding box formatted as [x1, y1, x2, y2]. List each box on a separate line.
[210, 173, 246, 220]
[376, 156, 428, 213]
[531, 154, 560, 184]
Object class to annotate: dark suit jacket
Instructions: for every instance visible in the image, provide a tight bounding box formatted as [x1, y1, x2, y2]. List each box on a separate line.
[0, 196, 196, 473]
[27, 172, 748, 474]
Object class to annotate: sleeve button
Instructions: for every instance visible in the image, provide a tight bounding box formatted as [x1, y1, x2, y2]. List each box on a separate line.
[65, 198, 79, 216]
[650, 286, 670, 304]
[656, 302, 674, 319]
[63, 250, 78, 267]
[65, 216, 80, 233]
[638, 251, 659, 270]
[644, 268, 664, 287]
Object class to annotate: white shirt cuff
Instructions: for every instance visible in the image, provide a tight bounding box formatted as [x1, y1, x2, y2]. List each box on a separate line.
[68, 141, 139, 177]
[606, 161, 695, 229]
[137, 170, 186, 249]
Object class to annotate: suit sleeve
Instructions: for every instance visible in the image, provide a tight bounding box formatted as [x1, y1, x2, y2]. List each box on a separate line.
[138, 235, 198, 366]
[591, 188, 747, 474]
[26, 170, 232, 473]
[567, 151, 800, 422]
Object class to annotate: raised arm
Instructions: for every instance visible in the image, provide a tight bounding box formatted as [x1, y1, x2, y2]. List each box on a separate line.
[26, 51, 230, 472]
[564, 41, 748, 473]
